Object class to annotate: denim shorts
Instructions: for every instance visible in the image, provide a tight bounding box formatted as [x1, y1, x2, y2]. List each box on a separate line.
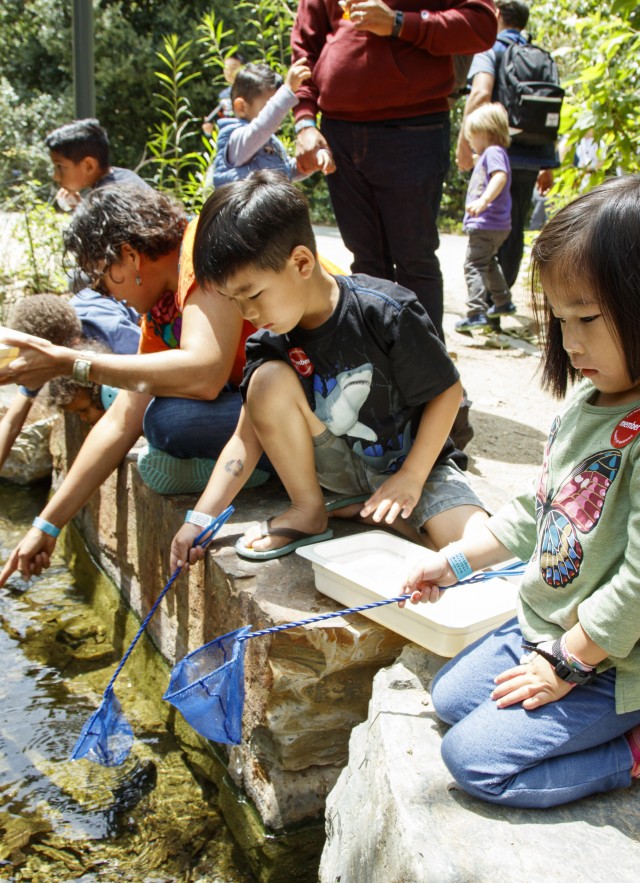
[313, 428, 485, 530]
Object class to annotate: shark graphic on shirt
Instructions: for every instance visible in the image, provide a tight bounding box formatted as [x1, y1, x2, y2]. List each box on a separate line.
[314, 364, 376, 441]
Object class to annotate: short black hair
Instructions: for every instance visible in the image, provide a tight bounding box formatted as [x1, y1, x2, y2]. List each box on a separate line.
[45, 118, 110, 170]
[193, 170, 316, 288]
[496, 0, 529, 30]
[531, 175, 640, 397]
[231, 63, 283, 104]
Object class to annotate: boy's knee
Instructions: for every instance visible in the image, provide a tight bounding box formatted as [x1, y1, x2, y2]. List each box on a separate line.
[246, 362, 309, 418]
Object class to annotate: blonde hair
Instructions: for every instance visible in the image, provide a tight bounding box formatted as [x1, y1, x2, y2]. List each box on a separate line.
[465, 103, 511, 149]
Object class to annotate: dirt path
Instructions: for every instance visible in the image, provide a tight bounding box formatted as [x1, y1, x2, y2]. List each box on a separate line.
[314, 227, 560, 513]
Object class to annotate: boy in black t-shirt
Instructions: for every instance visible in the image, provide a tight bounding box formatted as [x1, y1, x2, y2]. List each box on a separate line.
[170, 171, 488, 564]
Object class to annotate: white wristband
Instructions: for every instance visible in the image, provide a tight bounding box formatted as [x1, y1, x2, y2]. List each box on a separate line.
[185, 510, 216, 528]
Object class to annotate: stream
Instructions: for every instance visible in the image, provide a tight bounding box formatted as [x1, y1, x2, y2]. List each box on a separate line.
[0, 480, 254, 883]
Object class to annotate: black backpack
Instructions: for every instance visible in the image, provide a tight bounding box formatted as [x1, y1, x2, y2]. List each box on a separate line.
[494, 37, 564, 146]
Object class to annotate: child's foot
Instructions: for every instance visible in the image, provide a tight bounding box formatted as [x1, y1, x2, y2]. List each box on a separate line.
[626, 725, 640, 778]
[487, 301, 516, 317]
[240, 507, 330, 556]
[455, 313, 488, 334]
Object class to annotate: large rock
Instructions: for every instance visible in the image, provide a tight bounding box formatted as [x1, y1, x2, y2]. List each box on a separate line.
[320, 644, 640, 882]
[51, 416, 408, 838]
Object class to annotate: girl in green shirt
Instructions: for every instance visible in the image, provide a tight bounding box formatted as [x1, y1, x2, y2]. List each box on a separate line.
[403, 175, 640, 808]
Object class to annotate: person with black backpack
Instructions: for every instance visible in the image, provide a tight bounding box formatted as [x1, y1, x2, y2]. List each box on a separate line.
[456, 0, 561, 296]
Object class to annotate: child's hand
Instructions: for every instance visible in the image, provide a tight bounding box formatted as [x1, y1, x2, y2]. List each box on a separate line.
[170, 522, 208, 573]
[286, 57, 312, 93]
[55, 187, 81, 212]
[202, 120, 214, 136]
[491, 652, 575, 710]
[0, 527, 57, 587]
[360, 472, 423, 526]
[466, 197, 487, 218]
[401, 552, 451, 606]
[315, 148, 335, 175]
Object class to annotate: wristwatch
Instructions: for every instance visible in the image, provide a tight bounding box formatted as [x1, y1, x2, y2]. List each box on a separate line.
[391, 10, 404, 38]
[522, 640, 597, 685]
[71, 351, 97, 387]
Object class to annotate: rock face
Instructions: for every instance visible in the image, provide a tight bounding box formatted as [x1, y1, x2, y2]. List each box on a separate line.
[52, 417, 408, 837]
[320, 644, 640, 883]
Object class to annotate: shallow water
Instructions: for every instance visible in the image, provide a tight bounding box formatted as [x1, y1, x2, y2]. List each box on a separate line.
[0, 481, 254, 882]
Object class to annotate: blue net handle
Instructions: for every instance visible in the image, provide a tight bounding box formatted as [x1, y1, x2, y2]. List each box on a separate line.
[102, 506, 234, 694]
[238, 559, 527, 642]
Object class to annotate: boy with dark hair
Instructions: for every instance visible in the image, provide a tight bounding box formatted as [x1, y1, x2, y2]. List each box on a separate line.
[213, 60, 332, 188]
[45, 118, 149, 211]
[170, 171, 488, 565]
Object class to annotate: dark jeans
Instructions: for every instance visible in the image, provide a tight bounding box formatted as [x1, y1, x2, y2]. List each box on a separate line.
[143, 389, 242, 459]
[498, 168, 539, 288]
[322, 114, 450, 339]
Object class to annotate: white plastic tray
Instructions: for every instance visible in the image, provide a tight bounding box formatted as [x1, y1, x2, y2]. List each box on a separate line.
[297, 531, 518, 657]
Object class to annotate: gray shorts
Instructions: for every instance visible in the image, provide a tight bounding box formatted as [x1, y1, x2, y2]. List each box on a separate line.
[313, 428, 485, 531]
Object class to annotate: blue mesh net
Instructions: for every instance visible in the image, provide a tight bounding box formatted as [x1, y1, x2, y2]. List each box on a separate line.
[70, 688, 134, 767]
[163, 625, 251, 745]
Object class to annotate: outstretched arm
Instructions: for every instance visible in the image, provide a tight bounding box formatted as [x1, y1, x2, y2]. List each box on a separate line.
[0, 389, 149, 587]
[0, 391, 35, 473]
[0, 287, 245, 400]
[170, 405, 263, 570]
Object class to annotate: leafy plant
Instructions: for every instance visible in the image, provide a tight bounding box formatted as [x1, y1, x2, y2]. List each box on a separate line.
[143, 34, 214, 212]
[0, 179, 67, 298]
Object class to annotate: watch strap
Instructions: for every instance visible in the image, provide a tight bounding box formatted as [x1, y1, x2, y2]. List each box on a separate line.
[391, 10, 404, 38]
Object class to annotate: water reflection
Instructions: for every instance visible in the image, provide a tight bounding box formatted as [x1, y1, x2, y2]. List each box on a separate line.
[0, 482, 254, 881]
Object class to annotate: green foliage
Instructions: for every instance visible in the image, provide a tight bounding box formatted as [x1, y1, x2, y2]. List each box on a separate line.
[142, 34, 212, 211]
[0, 180, 67, 296]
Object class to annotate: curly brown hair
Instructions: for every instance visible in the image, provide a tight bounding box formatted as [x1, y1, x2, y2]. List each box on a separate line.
[8, 294, 82, 346]
[47, 338, 109, 410]
[62, 186, 188, 283]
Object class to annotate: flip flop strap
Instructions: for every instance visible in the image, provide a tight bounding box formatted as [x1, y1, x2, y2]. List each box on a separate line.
[259, 519, 319, 543]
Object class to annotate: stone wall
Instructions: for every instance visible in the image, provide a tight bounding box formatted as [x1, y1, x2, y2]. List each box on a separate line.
[320, 645, 640, 882]
[52, 417, 408, 874]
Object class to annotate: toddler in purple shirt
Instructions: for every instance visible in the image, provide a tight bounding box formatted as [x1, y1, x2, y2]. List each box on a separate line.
[456, 103, 515, 333]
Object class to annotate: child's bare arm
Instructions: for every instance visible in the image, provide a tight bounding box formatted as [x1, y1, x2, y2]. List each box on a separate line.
[360, 379, 462, 525]
[170, 406, 263, 570]
[466, 169, 508, 217]
[0, 392, 35, 472]
[286, 57, 312, 93]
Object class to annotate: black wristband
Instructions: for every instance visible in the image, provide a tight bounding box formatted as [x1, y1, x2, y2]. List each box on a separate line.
[391, 10, 404, 38]
[521, 640, 597, 685]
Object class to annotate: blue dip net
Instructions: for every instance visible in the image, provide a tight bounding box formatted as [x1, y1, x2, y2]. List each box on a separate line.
[163, 560, 527, 747]
[163, 625, 252, 745]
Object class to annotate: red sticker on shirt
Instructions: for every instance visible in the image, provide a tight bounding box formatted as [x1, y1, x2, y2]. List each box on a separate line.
[288, 347, 314, 377]
[611, 406, 640, 448]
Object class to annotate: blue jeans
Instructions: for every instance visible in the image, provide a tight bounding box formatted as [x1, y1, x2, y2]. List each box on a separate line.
[431, 618, 640, 808]
[143, 390, 242, 459]
[322, 115, 450, 339]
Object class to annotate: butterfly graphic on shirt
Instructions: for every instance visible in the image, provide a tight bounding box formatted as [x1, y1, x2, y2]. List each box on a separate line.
[535, 416, 622, 587]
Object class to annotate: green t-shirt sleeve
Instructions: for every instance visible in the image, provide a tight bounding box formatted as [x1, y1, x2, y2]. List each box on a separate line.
[487, 480, 539, 563]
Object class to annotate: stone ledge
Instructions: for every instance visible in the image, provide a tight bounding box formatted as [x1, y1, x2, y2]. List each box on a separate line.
[52, 416, 408, 839]
[320, 644, 640, 882]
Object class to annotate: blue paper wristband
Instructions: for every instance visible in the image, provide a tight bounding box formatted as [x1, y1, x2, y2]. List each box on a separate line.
[32, 516, 61, 538]
[445, 549, 473, 581]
